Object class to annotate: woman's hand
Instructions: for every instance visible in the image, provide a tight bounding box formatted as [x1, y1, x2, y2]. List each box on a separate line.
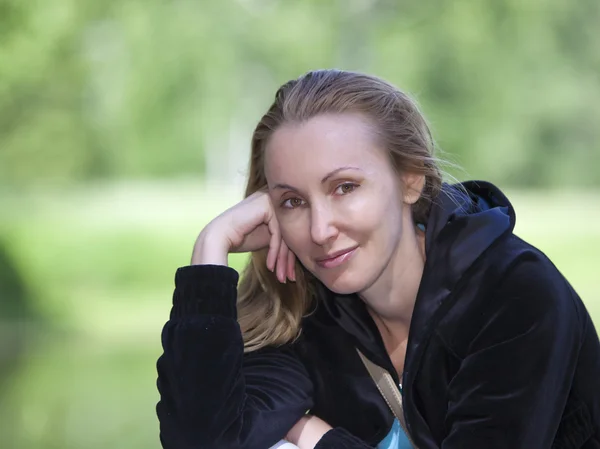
[286, 415, 333, 449]
[191, 190, 296, 283]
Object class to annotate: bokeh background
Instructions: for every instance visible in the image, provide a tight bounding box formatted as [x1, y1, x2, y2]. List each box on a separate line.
[1, 1, 599, 448]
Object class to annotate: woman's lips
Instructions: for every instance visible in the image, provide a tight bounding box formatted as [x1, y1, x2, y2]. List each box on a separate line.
[316, 247, 357, 269]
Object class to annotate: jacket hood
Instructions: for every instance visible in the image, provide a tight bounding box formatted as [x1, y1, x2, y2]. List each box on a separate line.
[317, 180, 516, 373]
[424, 180, 515, 255]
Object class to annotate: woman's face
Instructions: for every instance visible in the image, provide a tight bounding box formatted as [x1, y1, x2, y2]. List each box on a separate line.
[264, 113, 418, 294]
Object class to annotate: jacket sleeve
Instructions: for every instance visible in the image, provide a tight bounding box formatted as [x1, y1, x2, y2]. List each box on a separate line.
[441, 258, 583, 449]
[156, 264, 315, 449]
[315, 428, 375, 449]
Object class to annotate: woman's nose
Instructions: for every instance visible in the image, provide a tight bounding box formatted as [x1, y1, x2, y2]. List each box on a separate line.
[310, 205, 339, 246]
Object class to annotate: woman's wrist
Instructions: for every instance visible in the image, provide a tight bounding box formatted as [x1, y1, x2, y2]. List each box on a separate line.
[286, 415, 333, 449]
[191, 229, 229, 266]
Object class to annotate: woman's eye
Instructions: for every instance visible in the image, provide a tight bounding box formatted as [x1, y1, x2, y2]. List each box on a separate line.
[282, 197, 305, 209]
[335, 183, 359, 195]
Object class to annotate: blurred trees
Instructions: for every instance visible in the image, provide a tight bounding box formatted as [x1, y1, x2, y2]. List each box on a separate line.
[0, 239, 32, 319]
[0, 0, 599, 187]
[0, 238, 31, 412]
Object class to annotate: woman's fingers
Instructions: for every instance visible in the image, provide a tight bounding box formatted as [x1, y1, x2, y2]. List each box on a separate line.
[267, 234, 280, 273]
[266, 222, 281, 273]
[262, 195, 296, 283]
[287, 249, 296, 282]
[276, 240, 289, 283]
[276, 242, 297, 283]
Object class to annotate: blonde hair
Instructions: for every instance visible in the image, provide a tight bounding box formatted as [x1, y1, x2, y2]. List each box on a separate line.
[238, 69, 443, 352]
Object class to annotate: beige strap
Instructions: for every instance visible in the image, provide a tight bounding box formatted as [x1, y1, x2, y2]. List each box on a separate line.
[356, 348, 418, 448]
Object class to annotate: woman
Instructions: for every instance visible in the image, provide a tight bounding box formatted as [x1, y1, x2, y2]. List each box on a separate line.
[156, 70, 600, 449]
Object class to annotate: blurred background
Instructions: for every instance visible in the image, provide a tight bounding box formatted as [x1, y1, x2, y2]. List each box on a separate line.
[0, 0, 599, 448]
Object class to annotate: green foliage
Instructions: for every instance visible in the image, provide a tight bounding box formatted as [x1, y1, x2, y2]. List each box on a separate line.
[1, 0, 599, 186]
[0, 239, 32, 318]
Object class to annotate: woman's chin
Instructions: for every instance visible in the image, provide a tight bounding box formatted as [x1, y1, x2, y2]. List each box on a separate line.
[327, 285, 359, 295]
[320, 274, 366, 295]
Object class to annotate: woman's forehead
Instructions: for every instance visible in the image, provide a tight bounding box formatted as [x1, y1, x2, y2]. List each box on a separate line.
[265, 115, 386, 172]
[264, 143, 394, 192]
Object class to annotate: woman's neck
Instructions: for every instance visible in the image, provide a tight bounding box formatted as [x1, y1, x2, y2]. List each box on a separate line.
[360, 224, 426, 344]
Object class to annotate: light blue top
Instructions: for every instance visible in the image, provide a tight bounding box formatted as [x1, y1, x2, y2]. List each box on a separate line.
[377, 418, 412, 449]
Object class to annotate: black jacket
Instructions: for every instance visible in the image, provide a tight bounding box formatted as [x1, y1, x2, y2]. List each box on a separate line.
[156, 181, 600, 449]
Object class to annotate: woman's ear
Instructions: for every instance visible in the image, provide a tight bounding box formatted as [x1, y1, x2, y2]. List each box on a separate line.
[402, 173, 426, 205]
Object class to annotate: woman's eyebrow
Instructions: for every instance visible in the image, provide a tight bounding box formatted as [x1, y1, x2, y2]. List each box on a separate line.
[320, 166, 362, 183]
[272, 166, 363, 191]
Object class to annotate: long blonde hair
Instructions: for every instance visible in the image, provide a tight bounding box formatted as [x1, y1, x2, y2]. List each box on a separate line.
[238, 69, 443, 352]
